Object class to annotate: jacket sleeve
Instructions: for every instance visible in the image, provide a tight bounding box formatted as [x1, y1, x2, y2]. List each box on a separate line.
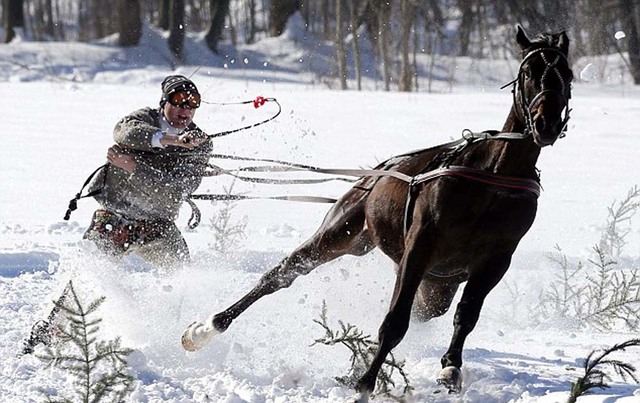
[127, 140, 213, 199]
[113, 108, 162, 152]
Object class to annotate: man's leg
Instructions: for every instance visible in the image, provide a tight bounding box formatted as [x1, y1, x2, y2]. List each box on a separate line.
[131, 221, 189, 273]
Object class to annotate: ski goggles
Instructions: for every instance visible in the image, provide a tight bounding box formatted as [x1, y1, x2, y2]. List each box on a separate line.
[167, 90, 201, 109]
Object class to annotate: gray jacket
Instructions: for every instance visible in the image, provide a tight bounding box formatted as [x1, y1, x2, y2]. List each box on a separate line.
[88, 107, 212, 221]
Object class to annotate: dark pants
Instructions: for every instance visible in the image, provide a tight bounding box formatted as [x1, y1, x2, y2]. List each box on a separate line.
[84, 209, 189, 270]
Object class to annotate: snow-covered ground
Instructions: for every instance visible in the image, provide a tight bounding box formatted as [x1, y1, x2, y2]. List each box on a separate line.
[1, 19, 640, 403]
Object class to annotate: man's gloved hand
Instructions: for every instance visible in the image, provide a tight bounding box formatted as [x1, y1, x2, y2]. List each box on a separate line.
[179, 129, 209, 149]
[160, 129, 209, 149]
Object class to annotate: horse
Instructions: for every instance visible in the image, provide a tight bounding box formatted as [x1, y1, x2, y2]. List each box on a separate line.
[181, 24, 573, 399]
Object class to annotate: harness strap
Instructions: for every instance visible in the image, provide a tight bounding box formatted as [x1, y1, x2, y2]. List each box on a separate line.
[63, 164, 107, 220]
[401, 165, 540, 237]
[190, 193, 338, 203]
[222, 168, 357, 185]
[413, 165, 542, 197]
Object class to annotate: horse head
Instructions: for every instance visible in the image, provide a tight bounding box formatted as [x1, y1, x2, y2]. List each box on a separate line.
[514, 25, 574, 147]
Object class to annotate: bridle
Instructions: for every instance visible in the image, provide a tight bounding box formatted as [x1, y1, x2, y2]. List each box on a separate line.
[503, 47, 572, 142]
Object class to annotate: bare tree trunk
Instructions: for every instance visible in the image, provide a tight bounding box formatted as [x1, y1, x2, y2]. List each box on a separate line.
[620, 0, 640, 84]
[158, 0, 170, 29]
[54, 0, 65, 40]
[426, 0, 445, 38]
[398, 0, 414, 92]
[425, 16, 438, 93]
[31, 0, 44, 40]
[168, 0, 185, 65]
[336, 0, 348, 89]
[359, 0, 379, 53]
[77, 0, 89, 40]
[228, 2, 237, 47]
[300, 0, 309, 30]
[458, 0, 473, 57]
[186, 0, 203, 31]
[205, 0, 231, 53]
[269, 0, 299, 37]
[246, 0, 257, 44]
[349, 0, 362, 91]
[97, 0, 113, 38]
[118, 0, 142, 46]
[378, 0, 391, 91]
[43, 0, 55, 39]
[412, 11, 419, 91]
[3, 0, 25, 42]
[322, 0, 330, 39]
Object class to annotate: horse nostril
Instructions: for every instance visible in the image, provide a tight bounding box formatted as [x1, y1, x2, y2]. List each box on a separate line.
[535, 117, 546, 133]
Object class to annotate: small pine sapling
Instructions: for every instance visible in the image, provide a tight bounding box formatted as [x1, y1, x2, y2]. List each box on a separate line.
[536, 186, 640, 331]
[209, 179, 248, 254]
[311, 301, 412, 400]
[582, 246, 640, 331]
[568, 338, 640, 403]
[36, 281, 134, 403]
[598, 186, 640, 258]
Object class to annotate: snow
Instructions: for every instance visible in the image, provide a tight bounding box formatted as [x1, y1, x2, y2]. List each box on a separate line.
[2, 18, 640, 403]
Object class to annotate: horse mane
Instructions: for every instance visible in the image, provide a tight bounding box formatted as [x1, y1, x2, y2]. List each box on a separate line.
[532, 32, 562, 46]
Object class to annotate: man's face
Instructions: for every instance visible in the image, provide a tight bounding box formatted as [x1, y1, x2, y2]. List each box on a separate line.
[163, 102, 196, 130]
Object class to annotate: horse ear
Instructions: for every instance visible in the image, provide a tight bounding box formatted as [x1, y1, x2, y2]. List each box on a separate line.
[516, 24, 532, 51]
[557, 31, 570, 56]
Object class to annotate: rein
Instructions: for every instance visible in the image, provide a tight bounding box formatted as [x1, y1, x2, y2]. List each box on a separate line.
[64, 96, 543, 233]
[195, 130, 540, 202]
[195, 130, 541, 236]
[201, 96, 281, 139]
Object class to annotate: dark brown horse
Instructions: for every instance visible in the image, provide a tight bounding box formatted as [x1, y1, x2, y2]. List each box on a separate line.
[182, 25, 573, 399]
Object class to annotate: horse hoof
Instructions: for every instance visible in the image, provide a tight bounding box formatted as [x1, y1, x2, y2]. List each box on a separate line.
[181, 319, 219, 352]
[436, 366, 462, 393]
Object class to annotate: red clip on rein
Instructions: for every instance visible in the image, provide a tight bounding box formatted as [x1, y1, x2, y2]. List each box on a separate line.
[253, 96, 267, 109]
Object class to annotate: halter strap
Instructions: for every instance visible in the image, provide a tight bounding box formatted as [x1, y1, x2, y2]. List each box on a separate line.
[504, 47, 571, 140]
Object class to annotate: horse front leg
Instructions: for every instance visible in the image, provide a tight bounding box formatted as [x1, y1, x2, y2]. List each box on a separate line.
[182, 193, 373, 352]
[437, 253, 512, 392]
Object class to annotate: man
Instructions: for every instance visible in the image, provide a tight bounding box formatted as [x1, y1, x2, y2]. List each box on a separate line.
[83, 75, 214, 270]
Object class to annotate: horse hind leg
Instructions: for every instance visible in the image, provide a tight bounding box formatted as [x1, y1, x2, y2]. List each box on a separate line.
[412, 280, 459, 322]
[182, 193, 374, 352]
[354, 226, 434, 397]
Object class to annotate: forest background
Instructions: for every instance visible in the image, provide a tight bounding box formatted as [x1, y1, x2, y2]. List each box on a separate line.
[2, 0, 640, 90]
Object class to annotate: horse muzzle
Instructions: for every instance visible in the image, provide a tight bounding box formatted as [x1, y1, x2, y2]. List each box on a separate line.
[530, 92, 569, 147]
[532, 117, 561, 146]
